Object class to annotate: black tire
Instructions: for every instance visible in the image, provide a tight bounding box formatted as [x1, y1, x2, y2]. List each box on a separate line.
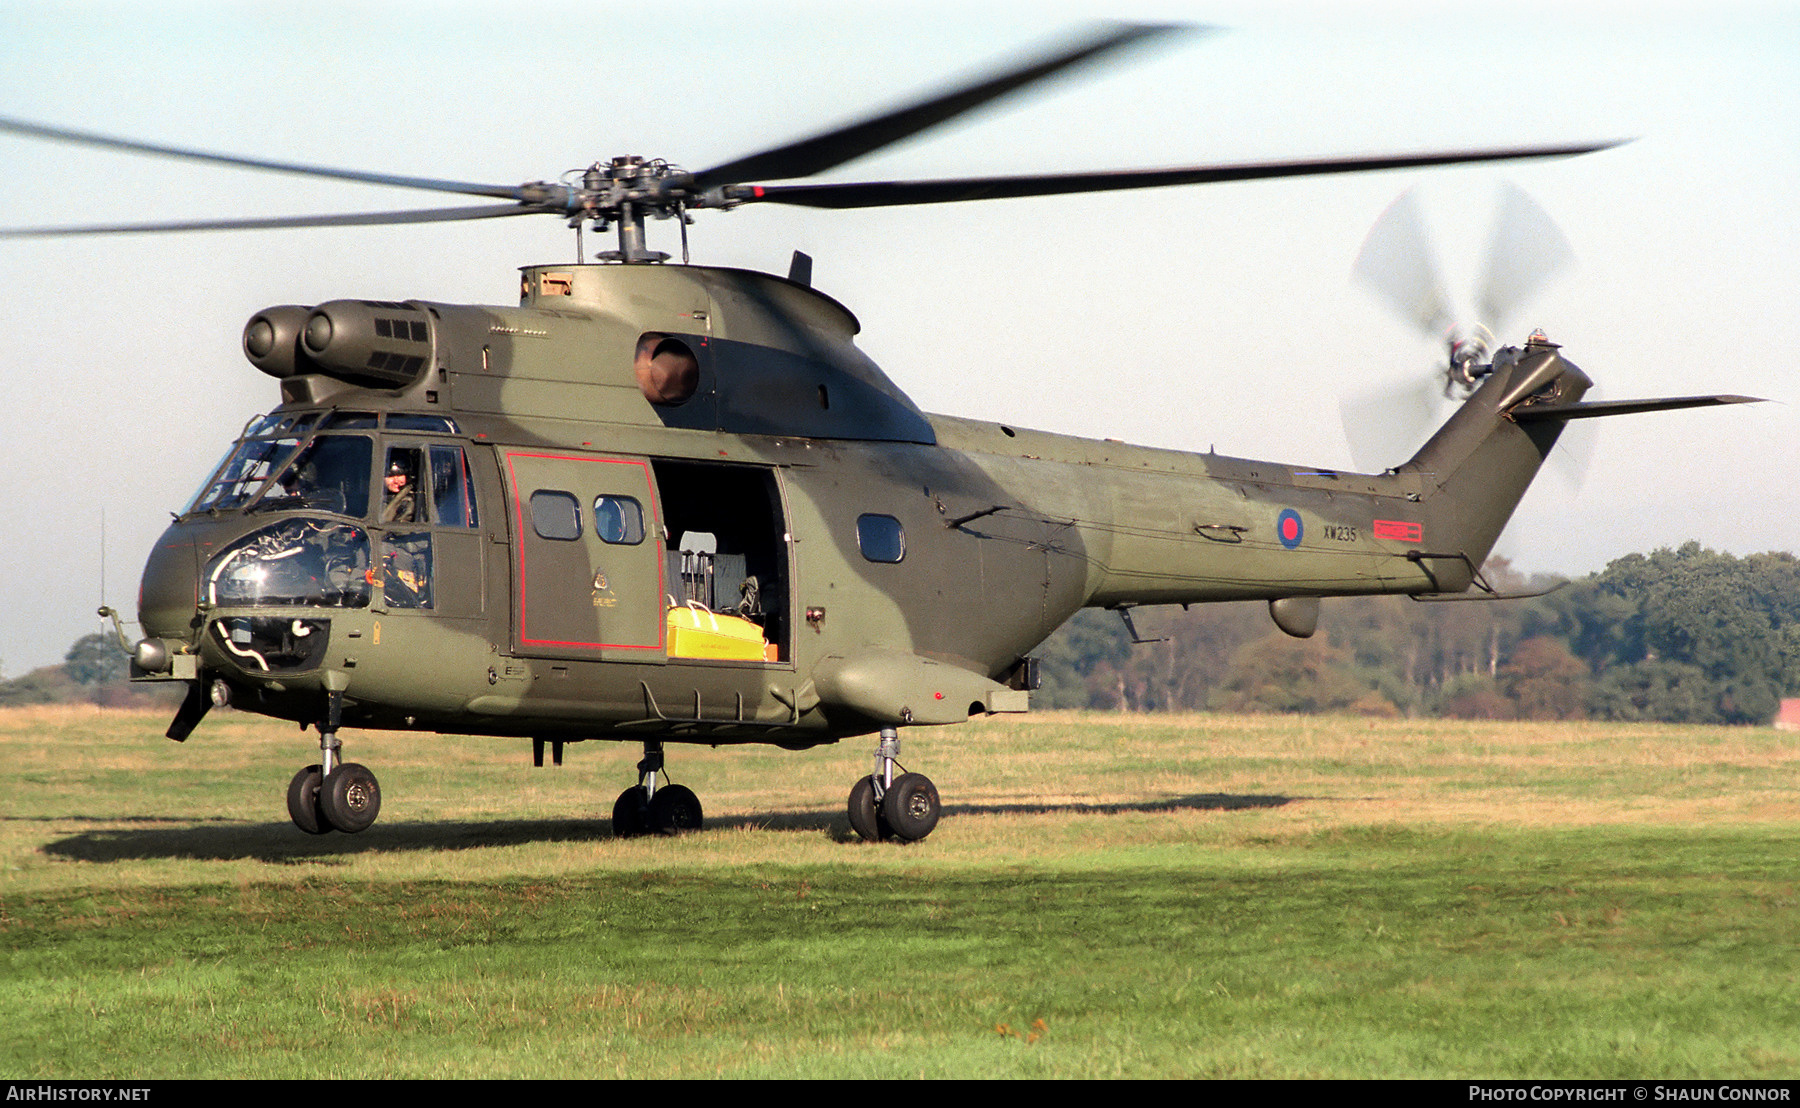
[613, 785, 649, 838]
[647, 784, 704, 835]
[847, 774, 893, 843]
[286, 764, 331, 835]
[879, 772, 941, 842]
[319, 762, 381, 834]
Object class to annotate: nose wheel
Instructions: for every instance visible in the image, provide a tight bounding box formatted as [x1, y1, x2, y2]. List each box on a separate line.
[848, 728, 940, 842]
[286, 692, 383, 834]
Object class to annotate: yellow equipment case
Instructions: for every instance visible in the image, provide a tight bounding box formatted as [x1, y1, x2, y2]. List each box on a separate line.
[666, 602, 771, 661]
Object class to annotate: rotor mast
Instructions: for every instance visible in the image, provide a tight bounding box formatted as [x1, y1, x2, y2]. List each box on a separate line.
[578, 156, 698, 265]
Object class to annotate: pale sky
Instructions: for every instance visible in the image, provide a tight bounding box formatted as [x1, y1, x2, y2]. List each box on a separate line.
[0, 0, 1794, 675]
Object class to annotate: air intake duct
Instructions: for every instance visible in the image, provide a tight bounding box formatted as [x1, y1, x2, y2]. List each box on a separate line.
[298, 300, 433, 388]
[243, 305, 314, 379]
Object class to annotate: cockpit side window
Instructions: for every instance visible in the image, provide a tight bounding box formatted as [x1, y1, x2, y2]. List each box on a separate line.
[428, 445, 479, 529]
[381, 446, 425, 524]
[268, 435, 373, 518]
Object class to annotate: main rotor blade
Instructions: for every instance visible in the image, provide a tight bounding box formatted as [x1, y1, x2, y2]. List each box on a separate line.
[0, 115, 528, 200]
[689, 22, 1191, 192]
[0, 202, 538, 237]
[723, 142, 1624, 209]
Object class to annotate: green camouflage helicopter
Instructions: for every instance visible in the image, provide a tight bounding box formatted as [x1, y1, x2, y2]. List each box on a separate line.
[1, 25, 1755, 842]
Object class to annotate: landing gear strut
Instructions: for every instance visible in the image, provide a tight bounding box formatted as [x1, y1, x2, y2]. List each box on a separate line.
[847, 727, 940, 843]
[286, 690, 382, 834]
[613, 740, 704, 837]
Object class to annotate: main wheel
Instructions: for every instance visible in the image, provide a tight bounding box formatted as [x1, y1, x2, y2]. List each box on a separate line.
[286, 764, 330, 835]
[847, 774, 894, 842]
[879, 772, 941, 842]
[612, 785, 649, 838]
[319, 762, 381, 833]
[647, 784, 704, 834]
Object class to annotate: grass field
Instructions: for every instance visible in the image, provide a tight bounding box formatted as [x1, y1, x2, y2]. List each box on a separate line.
[3, 705, 1797, 1078]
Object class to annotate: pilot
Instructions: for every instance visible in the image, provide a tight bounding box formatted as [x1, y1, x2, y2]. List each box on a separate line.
[381, 457, 418, 523]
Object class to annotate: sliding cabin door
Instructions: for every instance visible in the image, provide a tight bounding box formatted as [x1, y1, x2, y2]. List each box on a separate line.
[503, 451, 666, 661]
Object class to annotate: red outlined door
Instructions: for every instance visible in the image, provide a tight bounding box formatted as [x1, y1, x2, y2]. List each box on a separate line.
[504, 451, 666, 661]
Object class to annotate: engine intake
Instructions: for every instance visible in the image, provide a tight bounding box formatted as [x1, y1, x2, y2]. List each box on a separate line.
[242, 305, 312, 379]
[244, 300, 433, 388]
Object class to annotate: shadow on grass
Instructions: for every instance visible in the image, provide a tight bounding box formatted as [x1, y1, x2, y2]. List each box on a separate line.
[39, 791, 1295, 863]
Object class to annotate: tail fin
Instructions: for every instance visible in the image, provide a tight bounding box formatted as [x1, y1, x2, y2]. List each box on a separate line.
[1402, 338, 1758, 593]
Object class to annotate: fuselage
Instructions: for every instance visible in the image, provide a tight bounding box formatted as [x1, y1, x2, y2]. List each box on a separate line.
[136, 261, 1569, 746]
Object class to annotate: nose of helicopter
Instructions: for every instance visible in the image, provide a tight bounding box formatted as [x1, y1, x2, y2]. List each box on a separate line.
[135, 521, 208, 660]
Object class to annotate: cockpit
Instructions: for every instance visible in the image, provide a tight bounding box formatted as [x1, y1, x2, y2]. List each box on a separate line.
[187, 410, 479, 646]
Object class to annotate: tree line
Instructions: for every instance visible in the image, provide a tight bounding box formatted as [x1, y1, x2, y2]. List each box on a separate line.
[3, 542, 1794, 724]
[0, 631, 180, 709]
[1035, 543, 1800, 725]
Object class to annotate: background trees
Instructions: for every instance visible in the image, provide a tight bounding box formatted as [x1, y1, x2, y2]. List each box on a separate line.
[1037, 545, 1800, 724]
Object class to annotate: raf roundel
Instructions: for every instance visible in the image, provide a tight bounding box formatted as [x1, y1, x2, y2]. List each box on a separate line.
[1276, 508, 1304, 550]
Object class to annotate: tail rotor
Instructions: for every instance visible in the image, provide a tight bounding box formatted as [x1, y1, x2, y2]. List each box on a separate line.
[1340, 182, 1576, 472]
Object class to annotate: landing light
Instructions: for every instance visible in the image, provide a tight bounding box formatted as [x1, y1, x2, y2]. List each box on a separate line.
[132, 638, 170, 673]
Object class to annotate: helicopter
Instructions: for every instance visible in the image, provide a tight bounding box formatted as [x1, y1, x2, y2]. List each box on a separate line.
[1, 23, 1758, 842]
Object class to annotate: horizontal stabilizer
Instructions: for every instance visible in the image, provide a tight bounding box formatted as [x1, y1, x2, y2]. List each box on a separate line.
[1511, 394, 1763, 422]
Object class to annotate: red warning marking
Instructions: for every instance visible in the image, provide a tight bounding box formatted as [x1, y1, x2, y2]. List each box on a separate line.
[1374, 519, 1423, 543]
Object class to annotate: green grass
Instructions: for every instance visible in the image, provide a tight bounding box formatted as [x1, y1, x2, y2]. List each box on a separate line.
[3, 706, 1797, 1077]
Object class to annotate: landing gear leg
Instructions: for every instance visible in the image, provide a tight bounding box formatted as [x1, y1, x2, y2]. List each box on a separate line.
[848, 727, 940, 843]
[613, 740, 703, 838]
[288, 690, 382, 834]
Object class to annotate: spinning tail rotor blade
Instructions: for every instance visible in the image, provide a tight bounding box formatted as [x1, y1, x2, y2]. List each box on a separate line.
[1476, 181, 1574, 333]
[1351, 187, 1454, 339]
[1339, 375, 1444, 473]
[1343, 182, 1581, 473]
[1551, 412, 1598, 492]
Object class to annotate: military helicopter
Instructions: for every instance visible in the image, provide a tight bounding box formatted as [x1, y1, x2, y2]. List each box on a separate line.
[1, 24, 1756, 842]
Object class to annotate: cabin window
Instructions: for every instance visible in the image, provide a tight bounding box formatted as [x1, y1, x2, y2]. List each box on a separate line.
[529, 490, 581, 540]
[594, 495, 645, 545]
[856, 513, 905, 564]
